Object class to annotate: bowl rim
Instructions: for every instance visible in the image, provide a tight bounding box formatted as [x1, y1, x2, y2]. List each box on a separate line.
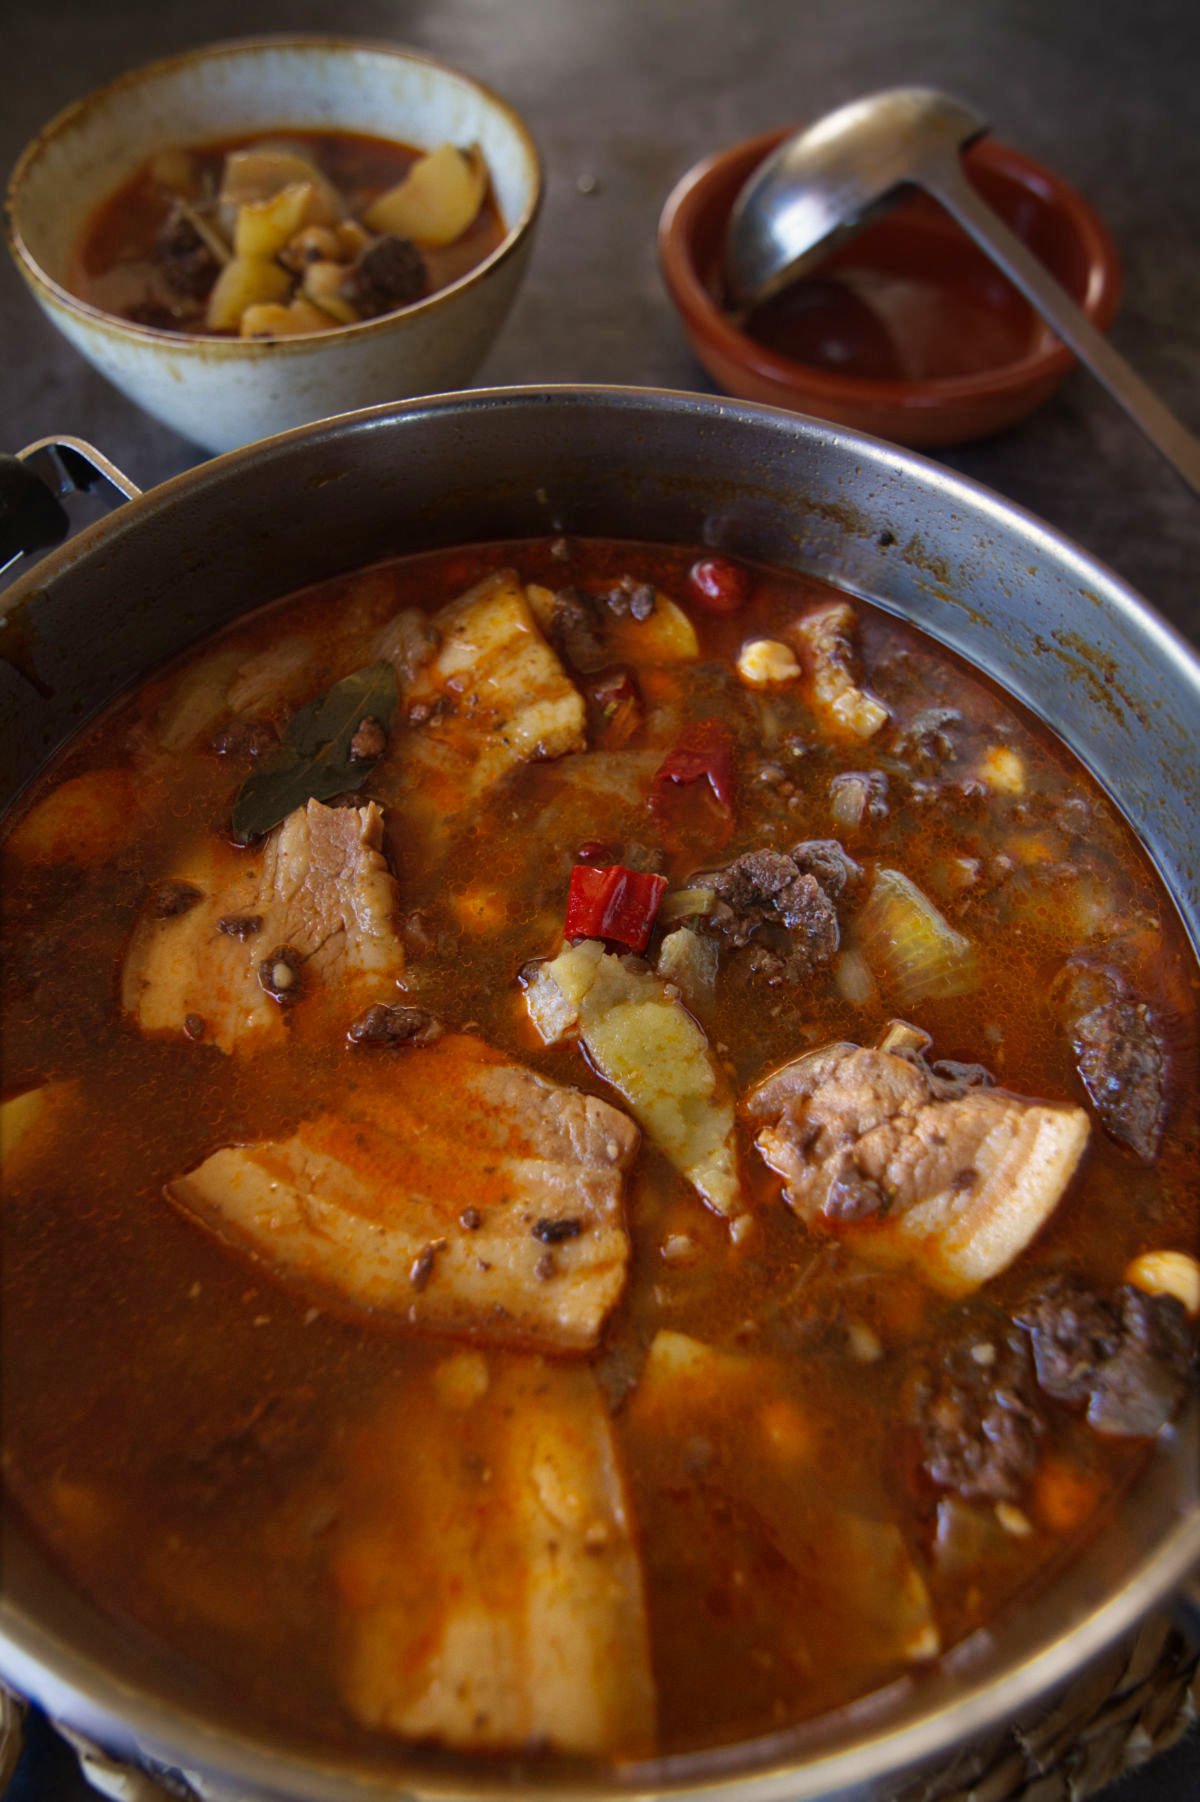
[4, 31, 544, 357]
[658, 127, 1122, 410]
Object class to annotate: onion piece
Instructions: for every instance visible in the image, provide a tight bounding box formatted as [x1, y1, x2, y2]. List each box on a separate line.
[856, 867, 979, 1005]
[658, 886, 717, 924]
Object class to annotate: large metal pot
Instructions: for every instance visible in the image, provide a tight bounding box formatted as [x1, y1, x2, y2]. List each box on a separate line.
[1, 386, 1197, 1802]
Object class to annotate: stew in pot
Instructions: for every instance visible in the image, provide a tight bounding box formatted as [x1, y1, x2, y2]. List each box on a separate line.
[2, 537, 1197, 1764]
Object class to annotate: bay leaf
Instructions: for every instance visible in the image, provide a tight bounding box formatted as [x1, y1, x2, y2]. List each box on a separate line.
[231, 661, 398, 843]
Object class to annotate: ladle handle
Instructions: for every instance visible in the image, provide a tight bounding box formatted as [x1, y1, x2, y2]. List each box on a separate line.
[925, 161, 1200, 496]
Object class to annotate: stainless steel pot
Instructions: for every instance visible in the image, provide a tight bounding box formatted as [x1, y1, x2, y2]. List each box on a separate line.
[1, 386, 1197, 1802]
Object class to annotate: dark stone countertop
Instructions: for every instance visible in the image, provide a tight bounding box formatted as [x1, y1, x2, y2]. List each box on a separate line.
[2, 0, 1197, 1796]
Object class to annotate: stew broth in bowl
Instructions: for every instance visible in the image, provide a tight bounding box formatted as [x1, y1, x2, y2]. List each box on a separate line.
[1, 537, 1196, 1765]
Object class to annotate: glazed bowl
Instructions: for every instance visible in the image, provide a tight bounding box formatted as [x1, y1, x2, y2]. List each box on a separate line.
[5, 37, 542, 455]
[1, 387, 1197, 1801]
[658, 128, 1121, 447]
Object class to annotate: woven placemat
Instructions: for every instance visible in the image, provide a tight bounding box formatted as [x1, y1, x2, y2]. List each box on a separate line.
[1, 1617, 1196, 1802]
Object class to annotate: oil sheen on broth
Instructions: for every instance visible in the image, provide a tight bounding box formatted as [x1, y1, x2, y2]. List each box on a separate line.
[2, 538, 1197, 1765]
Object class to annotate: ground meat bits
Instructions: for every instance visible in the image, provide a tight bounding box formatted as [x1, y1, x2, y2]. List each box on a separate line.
[915, 1332, 1044, 1501]
[1015, 1276, 1195, 1437]
[346, 1004, 443, 1048]
[1072, 999, 1166, 1162]
[343, 235, 428, 316]
[705, 839, 858, 984]
[156, 203, 220, 300]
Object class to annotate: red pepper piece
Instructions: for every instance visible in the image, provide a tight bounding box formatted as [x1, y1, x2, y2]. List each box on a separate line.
[565, 863, 667, 953]
[650, 719, 736, 825]
[686, 556, 750, 614]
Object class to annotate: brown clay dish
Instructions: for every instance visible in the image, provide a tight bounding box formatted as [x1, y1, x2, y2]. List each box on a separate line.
[658, 129, 1122, 447]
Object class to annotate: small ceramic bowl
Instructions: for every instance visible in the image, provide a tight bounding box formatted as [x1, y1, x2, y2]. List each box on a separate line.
[6, 36, 542, 455]
[659, 128, 1121, 447]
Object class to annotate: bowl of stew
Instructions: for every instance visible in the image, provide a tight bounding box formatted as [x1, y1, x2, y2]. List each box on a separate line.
[5, 37, 542, 454]
[658, 128, 1121, 447]
[1, 387, 1197, 1800]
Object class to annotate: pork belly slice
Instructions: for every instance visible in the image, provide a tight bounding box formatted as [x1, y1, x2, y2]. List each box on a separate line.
[166, 1033, 637, 1351]
[372, 571, 586, 830]
[122, 798, 403, 1054]
[746, 1021, 1090, 1295]
[790, 601, 889, 739]
[334, 1355, 655, 1756]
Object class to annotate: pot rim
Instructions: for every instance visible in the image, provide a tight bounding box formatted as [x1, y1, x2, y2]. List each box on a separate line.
[2, 383, 1198, 1802]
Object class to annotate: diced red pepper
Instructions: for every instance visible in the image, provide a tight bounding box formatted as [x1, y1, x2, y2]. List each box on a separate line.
[686, 556, 750, 614]
[564, 863, 667, 953]
[650, 720, 736, 830]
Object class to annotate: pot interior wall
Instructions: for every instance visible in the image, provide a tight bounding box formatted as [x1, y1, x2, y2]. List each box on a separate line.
[1, 387, 1197, 1802]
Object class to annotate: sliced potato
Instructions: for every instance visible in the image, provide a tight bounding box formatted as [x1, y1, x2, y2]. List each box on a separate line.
[218, 148, 344, 229]
[234, 182, 317, 259]
[608, 595, 699, 664]
[5, 770, 140, 864]
[239, 297, 337, 338]
[364, 144, 487, 246]
[206, 255, 292, 332]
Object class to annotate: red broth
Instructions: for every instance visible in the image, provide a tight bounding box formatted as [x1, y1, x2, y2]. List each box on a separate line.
[2, 539, 1196, 1764]
[70, 129, 506, 334]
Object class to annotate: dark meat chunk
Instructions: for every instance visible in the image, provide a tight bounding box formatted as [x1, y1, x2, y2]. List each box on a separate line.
[705, 843, 852, 984]
[543, 587, 607, 672]
[893, 707, 962, 771]
[1073, 999, 1166, 1161]
[346, 1003, 444, 1048]
[790, 839, 862, 900]
[1015, 1276, 1195, 1438]
[151, 879, 203, 919]
[217, 913, 263, 940]
[125, 298, 188, 331]
[915, 1332, 1044, 1501]
[343, 235, 429, 317]
[156, 204, 221, 300]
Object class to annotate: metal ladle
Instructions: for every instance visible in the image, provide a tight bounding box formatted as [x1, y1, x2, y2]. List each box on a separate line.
[724, 87, 1200, 494]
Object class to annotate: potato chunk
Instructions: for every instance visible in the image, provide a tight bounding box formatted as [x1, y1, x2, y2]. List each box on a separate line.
[532, 939, 744, 1221]
[205, 254, 291, 332]
[364, 144, 487, 245]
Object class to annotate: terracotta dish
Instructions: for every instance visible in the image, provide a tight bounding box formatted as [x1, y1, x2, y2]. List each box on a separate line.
[658, 129, 1121, 447]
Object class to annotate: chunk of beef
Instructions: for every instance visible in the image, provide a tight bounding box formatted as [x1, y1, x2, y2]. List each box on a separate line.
[542, 586, 608, 671]
[746, 1022, 1090, 1295]
[892, 707, 962, 771]
[1073, 999, 1166, 1162]
[346, 1003, 443, 1048]
[167, 1032, 637, 1353]
[343, 235, 429, 316]
[915, 1333, 1044, 1501]
[599, 575, 657, 621]
[156, 203, 221, 299]
[705, 840, 857, 984]
[1015, 1276, 1195, 1437]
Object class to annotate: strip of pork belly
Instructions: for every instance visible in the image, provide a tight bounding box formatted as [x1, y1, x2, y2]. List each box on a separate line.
[790, 602, 889, 739]
[746, 1022, 1089, 1295]
[371, 571, 586, 838]
[122, 799, 403, 1054]
[166, 1032, 638, 1351]
[333, 1355, 655, 1756]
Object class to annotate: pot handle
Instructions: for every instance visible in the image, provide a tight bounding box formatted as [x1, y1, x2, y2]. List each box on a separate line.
[0, 437, 141, 576]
